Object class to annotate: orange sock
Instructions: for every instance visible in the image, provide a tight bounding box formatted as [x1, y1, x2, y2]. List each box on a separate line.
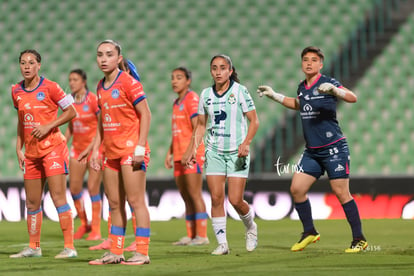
[72, 193, 87, 226]
[27, 208, 42, 249]
[90, 194, 102, 234]
[57, 204, 74, 249]
[185, 214, 195, 238]
[135, 228, 150, 256]
[195, 213, 208, 238]
[110, 225, 125, 255]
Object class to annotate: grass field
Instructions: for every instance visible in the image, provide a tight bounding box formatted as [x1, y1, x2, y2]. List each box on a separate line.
[0, 218, 413, 275]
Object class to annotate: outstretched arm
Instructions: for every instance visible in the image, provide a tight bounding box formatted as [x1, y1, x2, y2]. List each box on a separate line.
[257, 85, 300, 110]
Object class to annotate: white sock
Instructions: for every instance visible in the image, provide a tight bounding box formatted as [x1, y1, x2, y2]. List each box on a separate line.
[212, 216, 227, 245]
[239, 207, 255, 230]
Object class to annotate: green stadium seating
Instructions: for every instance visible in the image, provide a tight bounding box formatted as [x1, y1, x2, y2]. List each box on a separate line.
[0, 0, 403, 178]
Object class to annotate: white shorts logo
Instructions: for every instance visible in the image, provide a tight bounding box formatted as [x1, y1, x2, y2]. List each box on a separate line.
[50, 162, 62, 170]
[334, 164, 345, 172]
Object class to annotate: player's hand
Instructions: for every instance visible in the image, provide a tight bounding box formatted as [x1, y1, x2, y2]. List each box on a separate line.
[89, 150, 102, 171]
[31, 124, 52, 139]
[181, 149, 196, 169]
[16, 150, 25, 171]
[257, 85, 275, 97]
[317, 82, 335, 94]
[257, 85, 285, 103]
[77, 149, 90, 164]
[238, 143, 250, 157]
[164, 152, 173, 169]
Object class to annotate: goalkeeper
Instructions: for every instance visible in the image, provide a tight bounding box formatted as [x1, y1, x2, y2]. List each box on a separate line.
[257, 46, 367, 253]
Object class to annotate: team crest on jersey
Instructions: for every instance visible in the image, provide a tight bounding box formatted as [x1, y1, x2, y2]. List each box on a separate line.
[36, 92, 45, 101]
[228, 94, 236, 104]
[83, 104, 89, 112]
[312, 88, 320, 96]
[111, 89, 120, 99]
[179, 104, 184, 111]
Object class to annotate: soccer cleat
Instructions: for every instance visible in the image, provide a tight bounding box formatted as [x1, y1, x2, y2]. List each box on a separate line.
[74, 224, 91, 240]
[189, 236, 210, 246]
[121, 252, 150, 265]
[86, 232, 102, 241]
[89, 252, 125, 265]
[124, 241, 137, 252]
[345, 239, 368, 253]
[246, 222, 258, 252]
[211, 243, 230, 256]
[291, 231, 320, 252]
[55, 248, 78, 259]
[172, 236, 192, 246]
[89, 239, 111, 250]
[10, 247, 42, 258]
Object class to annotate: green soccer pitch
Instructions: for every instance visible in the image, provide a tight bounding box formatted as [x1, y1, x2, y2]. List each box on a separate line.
[1, 219, 413, 275]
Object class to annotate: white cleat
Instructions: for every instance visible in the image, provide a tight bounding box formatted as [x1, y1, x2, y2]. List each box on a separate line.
[246, 222, 258, 252]
[10, 247, 42, 258]
[89, 252, 125, 265]
[189, 236, 210, 246]
[172, 236, 193, 246]
[55, 248, 78, 259]
[211, 243, 230, 256]
[121, 252, 150, 265]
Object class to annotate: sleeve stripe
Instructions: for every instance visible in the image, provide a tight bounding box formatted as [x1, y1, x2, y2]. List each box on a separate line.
[190, 112, 198, 119]
[133, 95, 146, 106]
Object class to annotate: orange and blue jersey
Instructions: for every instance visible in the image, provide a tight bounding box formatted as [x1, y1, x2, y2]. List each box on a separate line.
[96, 71, 150, 159]
[70, 91, 99, 152]
[297, 74, 345, 148]
[12, 77, 69, 158]
[171, 90, 204, 161]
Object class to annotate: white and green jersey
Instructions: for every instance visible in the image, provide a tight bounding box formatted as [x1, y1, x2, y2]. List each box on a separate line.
[198, 80, 256, 153]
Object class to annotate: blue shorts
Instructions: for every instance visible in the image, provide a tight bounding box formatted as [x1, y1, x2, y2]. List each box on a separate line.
[297, 139, 350, 179]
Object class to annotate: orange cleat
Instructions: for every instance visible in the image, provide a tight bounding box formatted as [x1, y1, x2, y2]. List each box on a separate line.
[86, 232, 102, 241]
[89, 239, 111, 250]
[74, 225, 91, 240]
[124, 241, 137, 252]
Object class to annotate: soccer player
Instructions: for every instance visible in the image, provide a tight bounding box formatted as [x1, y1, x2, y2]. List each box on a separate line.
[88, 59, 140, 252]
[10, 49, 77, 259]
[183, 54, 260, 255]
[257, 46, 368, 253]
[88, 40, 151, 265]
[164, 67, 209, 246]
[64, 69, 103, 241]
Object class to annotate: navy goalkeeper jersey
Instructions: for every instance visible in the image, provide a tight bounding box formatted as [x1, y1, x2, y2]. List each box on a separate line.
[297, 74, 345, 148]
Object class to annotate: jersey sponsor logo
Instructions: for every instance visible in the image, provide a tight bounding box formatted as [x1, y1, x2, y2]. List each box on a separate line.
[213, 110, 227, 124]
[36, 92, 45, 101]
[334, 164, 345, 172]
[104, 114, 112, 122]
[300, 104, 320, 119]
[228, 94, 236, 104]
[24, 113, 34, 121]
[303, 104, 312, 112]
[50, 161, 62, 170]
[83, 104, 89, 112]
[124, 156, 133, 165]
[111, 89, 120, 99]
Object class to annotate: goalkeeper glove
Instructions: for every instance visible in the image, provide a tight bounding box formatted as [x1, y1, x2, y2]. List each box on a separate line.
[257, 85, 285, 104]
[317, 82, 346, 99]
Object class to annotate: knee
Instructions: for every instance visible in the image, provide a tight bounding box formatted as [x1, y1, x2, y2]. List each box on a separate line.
[228, 196, 244, 209]
[210, 194, 224, 208]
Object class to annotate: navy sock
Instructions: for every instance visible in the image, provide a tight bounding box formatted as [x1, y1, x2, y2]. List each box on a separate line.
[342, 199, 364, 240]
[295, 199, 315, 233]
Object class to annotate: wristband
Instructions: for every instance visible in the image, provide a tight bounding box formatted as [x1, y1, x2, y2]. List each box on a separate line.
[134, 145, 145, 156]
[333, 87, 346, 99]
[272, 92, 285, 103]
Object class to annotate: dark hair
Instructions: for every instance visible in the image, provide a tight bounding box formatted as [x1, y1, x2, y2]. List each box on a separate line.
[97, 39, 122, 55]
[119, 57, 128, 72]
[70, 68, 89, 91]
[19, 49, 41, 63]
[301, 46, 324, 62]
[210, 54, 240, 83]
[173, 66, 192, 80]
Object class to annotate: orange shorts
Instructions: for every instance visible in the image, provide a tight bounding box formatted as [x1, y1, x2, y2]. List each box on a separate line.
[70, 145, 104, 162]
[173, 155, 204, 177]
[104, 152, 150, 172]
[24, 143, 69, 180]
